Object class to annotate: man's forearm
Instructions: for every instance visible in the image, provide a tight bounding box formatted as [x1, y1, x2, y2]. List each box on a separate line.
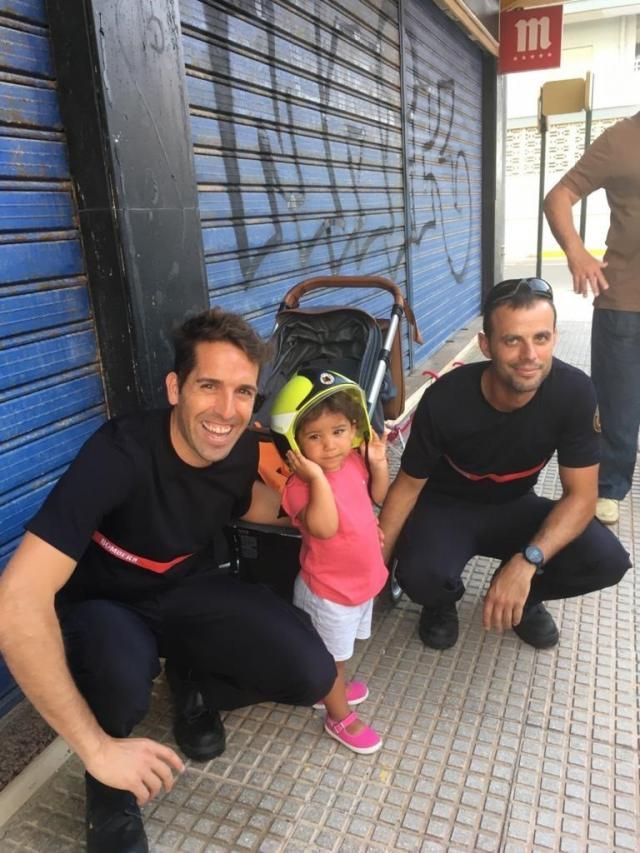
[377, 501, 405, 562]
[544, 185, 608, 295]
[0, 534, 184, 801]
[0, 605, 107, 764]
[242, 480, 282, 524]
[378, 472, 425, 563]
[544, 185, 582, 252]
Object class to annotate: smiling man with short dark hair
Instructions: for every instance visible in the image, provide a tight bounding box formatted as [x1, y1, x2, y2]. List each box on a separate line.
[0, 307, 335, 853]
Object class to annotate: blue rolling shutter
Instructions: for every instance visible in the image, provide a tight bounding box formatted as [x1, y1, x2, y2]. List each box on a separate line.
[403, 0, 483, 359]
[178, 0, 409, 342]
[0, 0, 107, 713]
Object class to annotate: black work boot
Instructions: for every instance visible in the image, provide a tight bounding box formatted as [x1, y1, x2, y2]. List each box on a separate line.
[513, 603, 559, 648]
[418, 604, 459, 650]
[85, 774, 148, 853]
[165, 660, 226, 761]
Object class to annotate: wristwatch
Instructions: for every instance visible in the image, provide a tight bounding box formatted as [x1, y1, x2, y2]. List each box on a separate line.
[522, 544, 544, 573]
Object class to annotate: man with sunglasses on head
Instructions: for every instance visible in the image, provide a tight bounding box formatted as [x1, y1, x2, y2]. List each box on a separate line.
[379, 279, 630, 651]
[544, 111, 640, 526]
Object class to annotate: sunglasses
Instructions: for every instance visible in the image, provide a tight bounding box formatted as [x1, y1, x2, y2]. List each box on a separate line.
[484, 278, 554, 310]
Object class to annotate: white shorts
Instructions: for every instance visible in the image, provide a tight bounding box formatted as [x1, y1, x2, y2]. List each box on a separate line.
[293, 574, 373, 662]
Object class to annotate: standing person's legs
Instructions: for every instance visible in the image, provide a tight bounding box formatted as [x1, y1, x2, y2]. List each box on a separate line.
[161, 574, 336, 711]
[292, 576, 382, 755]
[591, 309, 640, 513]
[61, 600, 162, 853]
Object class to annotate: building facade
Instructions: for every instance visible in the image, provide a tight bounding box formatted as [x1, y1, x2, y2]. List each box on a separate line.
[0, 0, 500, 712]
[504, 3, 640, 262]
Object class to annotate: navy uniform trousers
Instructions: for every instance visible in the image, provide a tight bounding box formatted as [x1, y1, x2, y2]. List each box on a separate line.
[60, 574, 336, 738]
[395, 490, 630, 608]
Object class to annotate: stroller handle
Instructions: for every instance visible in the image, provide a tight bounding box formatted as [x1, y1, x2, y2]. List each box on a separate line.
[280, 276, 422, 344]
[281, 275, 404, 308]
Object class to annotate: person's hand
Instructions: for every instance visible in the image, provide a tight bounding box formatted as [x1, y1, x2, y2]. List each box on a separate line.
[567, 246, 609, 297]
[286, 449, 325, 484]
[362, 429, 388, 468]
[482, 557, 536, 632]
[376, 519, 385, 551]
[84, 736, 185, 806]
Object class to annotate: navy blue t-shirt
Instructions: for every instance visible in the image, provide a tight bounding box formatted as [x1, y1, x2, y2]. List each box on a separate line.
[401, 358, 599, 504]
[27, 409, 258, 604]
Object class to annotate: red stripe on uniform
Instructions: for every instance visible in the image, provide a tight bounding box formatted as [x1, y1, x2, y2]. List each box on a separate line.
[444, 455, 548, 483]
[91, 531, 192, 574]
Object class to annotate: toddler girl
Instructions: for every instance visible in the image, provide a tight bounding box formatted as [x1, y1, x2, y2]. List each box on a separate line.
[271, 369, 388, 754]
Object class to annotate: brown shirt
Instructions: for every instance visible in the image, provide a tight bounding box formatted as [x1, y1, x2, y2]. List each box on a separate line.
[560, 111, 640, 311]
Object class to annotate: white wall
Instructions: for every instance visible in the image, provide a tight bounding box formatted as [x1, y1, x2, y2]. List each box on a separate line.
[504, 11, 639, 262]
[505, 173, 610, 261]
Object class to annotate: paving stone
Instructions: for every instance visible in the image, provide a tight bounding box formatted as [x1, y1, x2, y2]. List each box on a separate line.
[379, 804, 403, 824]
[284, 843, 311, 853]
[273, 815, 297, 837]
[420, 841, 448, 853]
[401, 809, 427, 833]
[614, 830, 639, 850]
[564, 798, 586, 819]
[426, 816, 450, 840]
[347, 815, 374, 838]
[371, 823, 398, 846]
[534, 828, 558, 849]
[432, 800, 455, 820]
[290, 824, 326, 852]
[560, 836, 587, 853]
[377, 828, 406, 850]
[257, 839, 284, 853]
[324, 809, 348, 832]
[474, 831, 500, 851]
[248, 812, 271, 831]
[314, 828, 341, 849]
[507, 818, 531, 842]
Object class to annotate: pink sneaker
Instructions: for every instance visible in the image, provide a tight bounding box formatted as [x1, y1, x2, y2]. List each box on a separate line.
[324, 711, 382, 755]
[313, 680, 369, 710]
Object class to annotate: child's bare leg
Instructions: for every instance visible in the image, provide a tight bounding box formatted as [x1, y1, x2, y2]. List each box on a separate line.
[323, 662, 365, 734]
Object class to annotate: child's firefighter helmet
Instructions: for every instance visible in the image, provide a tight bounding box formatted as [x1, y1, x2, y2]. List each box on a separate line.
[270, 368, 371, 457]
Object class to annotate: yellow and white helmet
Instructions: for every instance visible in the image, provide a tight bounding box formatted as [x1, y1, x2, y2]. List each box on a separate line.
[270, 368, 371, 457]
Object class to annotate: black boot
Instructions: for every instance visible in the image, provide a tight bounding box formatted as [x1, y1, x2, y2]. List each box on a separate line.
[418, 604, 459, 649]
[165, 660, 226, 761]
[513, 603, 559, 649]
[85, 774, 148, 853]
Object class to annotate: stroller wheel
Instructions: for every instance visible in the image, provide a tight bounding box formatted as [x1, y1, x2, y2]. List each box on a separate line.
[388, 557, 403, 605]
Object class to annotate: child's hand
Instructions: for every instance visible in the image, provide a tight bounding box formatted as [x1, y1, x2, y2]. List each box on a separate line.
[362, 429, 388, 468]
[286, 450, 326, 484]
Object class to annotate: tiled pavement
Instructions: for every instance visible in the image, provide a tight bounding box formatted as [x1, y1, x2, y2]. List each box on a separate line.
[1, 265, 638, 851]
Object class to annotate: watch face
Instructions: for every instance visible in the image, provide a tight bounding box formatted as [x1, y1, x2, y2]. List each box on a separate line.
[524, 545, 544, 566]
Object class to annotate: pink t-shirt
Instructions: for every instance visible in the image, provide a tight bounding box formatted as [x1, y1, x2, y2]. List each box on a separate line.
[282, 451, 388, 606]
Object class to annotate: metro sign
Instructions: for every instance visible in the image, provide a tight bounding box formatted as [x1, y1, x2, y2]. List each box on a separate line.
[499, 5, 563, 74]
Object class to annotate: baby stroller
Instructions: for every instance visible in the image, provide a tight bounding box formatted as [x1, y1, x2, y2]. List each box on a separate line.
[226, 275, 422, 603]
